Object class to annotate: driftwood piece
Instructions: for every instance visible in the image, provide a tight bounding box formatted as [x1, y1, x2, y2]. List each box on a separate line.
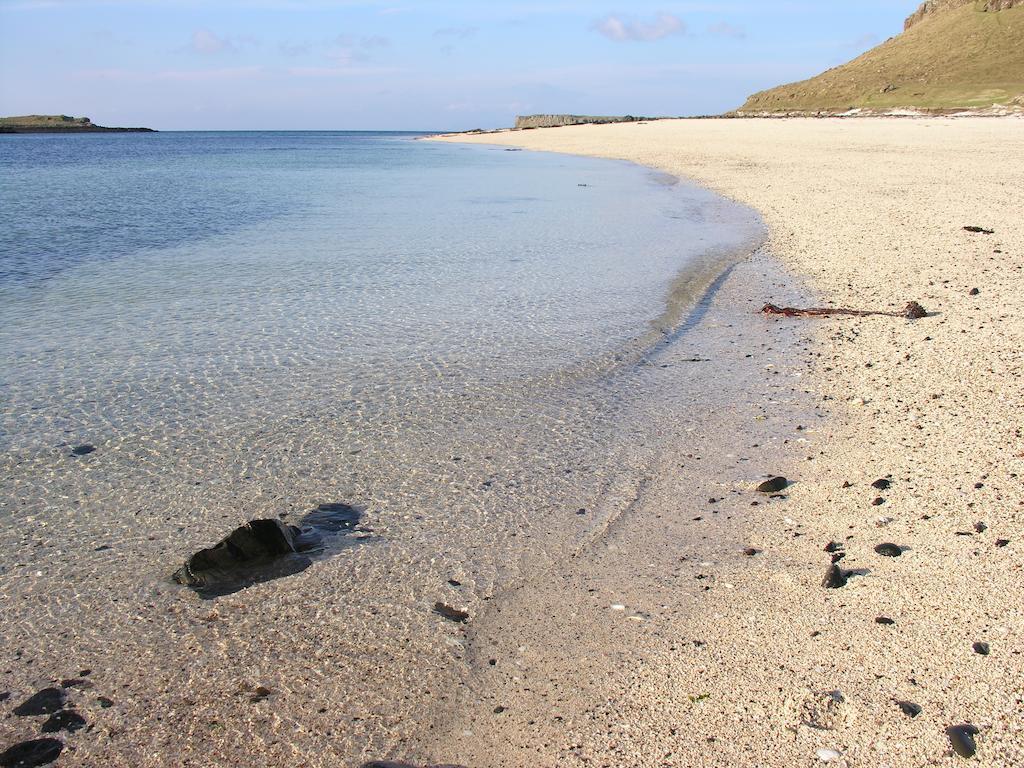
[761, 301, 927, 320]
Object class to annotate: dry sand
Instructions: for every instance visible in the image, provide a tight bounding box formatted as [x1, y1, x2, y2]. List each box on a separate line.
[423, 118, 1024, 766]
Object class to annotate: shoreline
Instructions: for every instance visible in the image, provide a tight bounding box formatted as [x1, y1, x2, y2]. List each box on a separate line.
[425, 117, 1024, 766]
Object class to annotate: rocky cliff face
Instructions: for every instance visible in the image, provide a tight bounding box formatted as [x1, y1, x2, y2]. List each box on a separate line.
[905, 0, 1023, 30]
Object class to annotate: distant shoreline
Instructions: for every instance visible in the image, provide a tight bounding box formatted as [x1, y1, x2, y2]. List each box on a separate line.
[0, 115, 155, 134]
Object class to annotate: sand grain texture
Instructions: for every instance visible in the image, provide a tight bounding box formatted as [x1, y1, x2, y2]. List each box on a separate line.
[429, 118, 1024, 766]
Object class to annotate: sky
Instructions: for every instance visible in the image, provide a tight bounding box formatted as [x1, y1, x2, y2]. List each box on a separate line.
[0, 1, 915, 130]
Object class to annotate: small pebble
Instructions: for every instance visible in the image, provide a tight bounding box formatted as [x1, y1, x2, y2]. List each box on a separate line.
[972, 642, 990, 656]
[896, 700, 922, 718]
[875, 616, 895, 625]
[0, 739, 64, 768]
[815, 748, 842, 762]
[756, 476, 788, 493]
[871, 478, 892, 490]
[70, 444, 96, 456]
[946, 724, 979, 758]
[874, 543, 903, 557]
[871, 497, 885, 506]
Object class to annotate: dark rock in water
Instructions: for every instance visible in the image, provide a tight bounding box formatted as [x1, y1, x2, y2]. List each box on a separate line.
[875, 616, 895, 625]
[946, 724, 979, 758]
[896, 700, 922, 718]
[433, 602, 470, 624]
[972, 641, 990, 656]
[822, 564, 848, 589]
[13, 688, 66, 716]
[756, 476, 788, 493]
[904, 301, 928, 319]
[70, 444, 96, 456]
[172, 503, 363, 597]
[874, 543, 904, 557]
[871, 478, 892, 490]
[963, 226, 994, 234]
[40, 710, 86, 734]
[0, 738, 64, 768]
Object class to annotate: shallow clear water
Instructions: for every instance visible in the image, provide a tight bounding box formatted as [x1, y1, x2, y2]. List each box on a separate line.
[0, 131, 767, 765]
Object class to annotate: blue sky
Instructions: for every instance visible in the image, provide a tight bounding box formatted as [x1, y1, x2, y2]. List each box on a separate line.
[0, 1, 914, 130]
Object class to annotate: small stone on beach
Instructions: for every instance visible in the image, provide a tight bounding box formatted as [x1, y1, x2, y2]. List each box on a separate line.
[13, 688, 66, 717]
[0, 738, 64, 768]
[875, 616, 895, 625]
[756, 476, 788, 493]
[972, 642, 990, 656]
[822, 564, 848, 589]
[946, 724, 980, 758]
[70, 444, 95, 456]
[896, 700, 922, 718]
[871, 478, 892, 490]
[433, 602, 470, 624]
[874, 543, 903, 557]
[40, 710, 86, 734]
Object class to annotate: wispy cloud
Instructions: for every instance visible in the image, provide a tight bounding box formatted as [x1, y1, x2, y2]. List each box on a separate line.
[707, 21, 745, 40]
[287, 65, 400, 77]
[191, 28, 232, 55]
[433, 25, 478, 39]
[72, 66, 263, 82]
[592, 12, 685, 43]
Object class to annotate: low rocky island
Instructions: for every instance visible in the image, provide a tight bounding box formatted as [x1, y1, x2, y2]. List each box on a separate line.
[0, 114, 155, 133]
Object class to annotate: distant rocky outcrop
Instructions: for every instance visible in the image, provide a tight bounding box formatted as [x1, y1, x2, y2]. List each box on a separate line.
[0, 115, 155, 133]
[905, 0, 1023, 30]
[736, 0, 1024, 114]
[514, 114, 646, 130]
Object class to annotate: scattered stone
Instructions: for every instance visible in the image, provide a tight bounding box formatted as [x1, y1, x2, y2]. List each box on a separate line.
[823, 541, 844, 553]
[822, 564, 848, 589]
[816, 748, 842, 762]
[96, 697, 114, 708]
[904, 301, 928, 319]
[447, 579, 461, 587]
[842, 481, 853, 489]
[963, 226, 994, 234]
[969, 288, 980, 296]
[362, 763, 468, 768]
[995, 539, 1010, 548]
[874, 543, 904, 557]
[871, 478, 892, 490]
[433, 602, 470, 624]
[40, 710, 86, 734]
[70, 444, 96, 456]
[0, 738, 64, 768]
[13, 688, 66, 717]
[172, 503, 362, 597]
[896, 700, 922, 718]
[757, 476, 788, 493]
[872, 497, 886, 506]
[875, 616, 895, 625]
[493, 705, 506, 714]
[972, 642, 990, 656]
[946, 724, 979, 758]
[59, 679, 91, 690]
[0, 692, 8, 702]
[743, 547, 761, 556]
[973, 522, 987, 533]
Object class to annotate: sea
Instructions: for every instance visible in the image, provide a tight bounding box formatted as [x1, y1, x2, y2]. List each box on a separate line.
[0, 131, 766, 764]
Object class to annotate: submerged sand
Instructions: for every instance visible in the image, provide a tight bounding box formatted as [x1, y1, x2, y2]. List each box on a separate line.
[424, 118, 1024, 766]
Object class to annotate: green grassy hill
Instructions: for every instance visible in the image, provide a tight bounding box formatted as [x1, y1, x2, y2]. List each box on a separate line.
[0, 115, 154, 132]
[738, 1, 1024, 113]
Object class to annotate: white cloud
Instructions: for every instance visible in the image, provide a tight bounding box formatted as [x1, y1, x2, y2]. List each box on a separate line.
[191, 28, 232, 55]
[593, 12, 685, 42]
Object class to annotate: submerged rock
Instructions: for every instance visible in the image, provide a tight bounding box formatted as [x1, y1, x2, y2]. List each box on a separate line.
[0, 739, 64, 768]
[70, 444, 96, 456]
[13, 688, 66, 717]
[172, 503, 363, 597]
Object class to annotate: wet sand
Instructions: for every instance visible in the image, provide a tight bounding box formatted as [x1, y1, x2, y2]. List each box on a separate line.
[426, 118, 1024, 766]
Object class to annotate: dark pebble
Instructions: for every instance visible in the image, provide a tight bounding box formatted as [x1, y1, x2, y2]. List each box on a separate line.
[70, 444, 96, 456]
[874, 543, 903, 557]
[995, 539, 1010, 548]
[0, 738, 64, 768]
[973, 522, 987, 533]
[824, 541, 844, 553]
[842, 480, 853, 488]
[969, 288, 980, 296]
[904, 301, 928, 319]
[875, 616, 895, 625]
[822, 564, 848, 589]
[742, 548, 760, 557]
[13, 688, 66, 717]
[433, 602, 470, 624]
[896, 700, 922, 718]
[97, 697, 114, 708]
[972, 642, 990, 656]
[41, 710, 86, 734]
[963, 226, 994, 234]
[946, 724, 979, 758]
[493, 705, 506, 714]
[872, 497, 886, 506]
[447, 579, 461, 587]
[756, 476, 788, 493]
[0, 692, 9, 703]
[871, 478, 892, 490]
[250, 686, 272, 702]
[59, 679, 91, 690]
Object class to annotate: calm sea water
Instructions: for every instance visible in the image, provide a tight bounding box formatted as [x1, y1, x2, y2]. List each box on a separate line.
[0, 131, 767, 763]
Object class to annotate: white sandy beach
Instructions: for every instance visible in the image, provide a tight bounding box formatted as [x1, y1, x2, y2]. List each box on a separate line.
[426, 117, 1024, 767]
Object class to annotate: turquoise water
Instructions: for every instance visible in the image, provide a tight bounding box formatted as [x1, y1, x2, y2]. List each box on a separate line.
[0, 131, 766, 764]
